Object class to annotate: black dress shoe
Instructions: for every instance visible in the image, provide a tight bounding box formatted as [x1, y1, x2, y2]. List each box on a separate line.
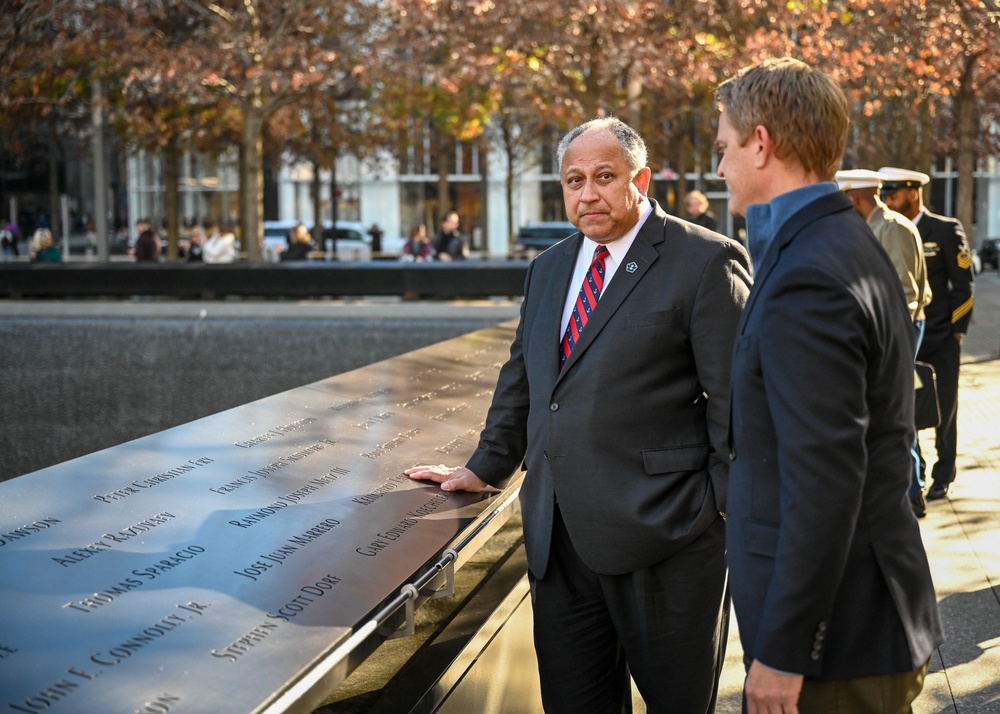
[910, 492, 927, 518]
[926, 482, 950, 501]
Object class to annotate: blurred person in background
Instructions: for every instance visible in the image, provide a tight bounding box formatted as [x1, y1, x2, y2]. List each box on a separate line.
[685, 190, 718, 231]
[132, 218, 161, 262]
[204, 221, 237, 263]
[29, 228, 61, 263]
[1, 221, 19, 259]
[280, 223, 315, 261]
[434, 211, 467, 261]
[185, 225, 205, 262]
[401, 223, 434, 262]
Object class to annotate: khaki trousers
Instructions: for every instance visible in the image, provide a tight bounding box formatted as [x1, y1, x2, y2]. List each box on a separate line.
[795, 660, 930, 714]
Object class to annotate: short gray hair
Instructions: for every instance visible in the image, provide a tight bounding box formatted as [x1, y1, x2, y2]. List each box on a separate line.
[556, 117, 648, 175]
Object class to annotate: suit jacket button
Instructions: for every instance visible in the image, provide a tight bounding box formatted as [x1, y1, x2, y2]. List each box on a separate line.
[729, 449, 737, 461]
[549, 402, 559, 412]
[811, 651, 821, 661]
[543, 450, 549, 459]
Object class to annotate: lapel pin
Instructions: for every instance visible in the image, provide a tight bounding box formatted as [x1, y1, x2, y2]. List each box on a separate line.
[626, 261, 638, 273]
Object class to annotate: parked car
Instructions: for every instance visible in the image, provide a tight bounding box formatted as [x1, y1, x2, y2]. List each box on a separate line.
[512, 221, 578, 257]
[262, 220, 405, 261]
[979, 237, 1000, 271]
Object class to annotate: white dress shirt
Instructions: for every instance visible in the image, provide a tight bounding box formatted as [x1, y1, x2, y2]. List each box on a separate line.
[560, 199, 653, 340]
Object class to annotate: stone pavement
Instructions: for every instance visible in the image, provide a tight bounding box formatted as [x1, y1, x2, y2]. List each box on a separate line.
[714, 269, 1000, 714]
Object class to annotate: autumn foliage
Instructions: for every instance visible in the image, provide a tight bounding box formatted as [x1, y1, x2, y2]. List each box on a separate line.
[1, 0, 998, 258]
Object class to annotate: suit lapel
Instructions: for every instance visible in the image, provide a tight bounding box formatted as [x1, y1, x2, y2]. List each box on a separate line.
[558, 209, 663, 377]
[536, 236, 583, 382]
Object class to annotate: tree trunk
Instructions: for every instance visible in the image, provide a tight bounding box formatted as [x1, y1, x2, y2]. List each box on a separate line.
[627, 64, 642, 131]
[241, 111, 264, 262]
[955, 53, 980, 241]
[917, 97, 933, 181]
[479, 137, 489, 256]
[311, 160, 322, 245]
[436, 135, 451, 228]
[164, 137, 180, 261]
[330, 153, 339, 228]
[675, 126, 689, 217]
[503, 120, 515, 256]
[47, 148, 60, 240]
[92, 78, 109, 262]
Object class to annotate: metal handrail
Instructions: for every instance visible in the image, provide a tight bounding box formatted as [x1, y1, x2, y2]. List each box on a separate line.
[258, 481, 522, 714]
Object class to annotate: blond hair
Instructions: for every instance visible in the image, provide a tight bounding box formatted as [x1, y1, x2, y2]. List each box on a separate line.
[716, 58, 848, 180]
[686, 190, 710, 213]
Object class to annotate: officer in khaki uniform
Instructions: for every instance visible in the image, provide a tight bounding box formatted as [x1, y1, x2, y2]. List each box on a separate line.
[880, 167, 974, 501]
[836, 168, 932, 516]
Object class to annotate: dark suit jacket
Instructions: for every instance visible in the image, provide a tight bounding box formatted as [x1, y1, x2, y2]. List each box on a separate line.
[727, 190, 944, 679]
[466, 200, 751, 577]
[916, 210, 974, 353]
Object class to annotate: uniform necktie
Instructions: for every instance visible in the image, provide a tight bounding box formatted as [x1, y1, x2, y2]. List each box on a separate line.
[560, 245, 610, 367]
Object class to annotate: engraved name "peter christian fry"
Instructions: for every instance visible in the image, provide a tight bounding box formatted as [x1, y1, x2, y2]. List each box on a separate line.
[91, 457, 214, 504]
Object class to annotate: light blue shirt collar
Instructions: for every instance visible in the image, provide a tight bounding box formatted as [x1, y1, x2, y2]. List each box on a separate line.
[745, 182, 839, 268]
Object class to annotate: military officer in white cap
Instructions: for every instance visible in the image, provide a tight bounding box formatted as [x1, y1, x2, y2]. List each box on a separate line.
[879, 166, 974, 502]
[836, 169, 931, 323]
[836, 168, 932, 516]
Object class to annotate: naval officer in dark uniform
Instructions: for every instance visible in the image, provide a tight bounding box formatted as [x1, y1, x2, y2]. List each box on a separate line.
[880, 166, 974, 501]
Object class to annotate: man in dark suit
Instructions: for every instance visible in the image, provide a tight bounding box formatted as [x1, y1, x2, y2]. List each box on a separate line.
[433, 210, 466, 261]
[716, 59, 944, 713]
[407, 117, 751, 712]
[879, 167, 975, 502]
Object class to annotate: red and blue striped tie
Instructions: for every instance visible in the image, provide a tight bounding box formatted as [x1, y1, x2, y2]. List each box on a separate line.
[560, 245, 610, 368]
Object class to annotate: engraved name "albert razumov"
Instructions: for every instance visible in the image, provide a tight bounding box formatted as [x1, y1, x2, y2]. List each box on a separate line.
[52, 512, 177, 567]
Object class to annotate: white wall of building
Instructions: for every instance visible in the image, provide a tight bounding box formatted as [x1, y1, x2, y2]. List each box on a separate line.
[979, 156, 1000, 243]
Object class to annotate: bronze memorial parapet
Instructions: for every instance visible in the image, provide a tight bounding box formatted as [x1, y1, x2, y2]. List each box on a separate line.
[0, 323, 521, 714]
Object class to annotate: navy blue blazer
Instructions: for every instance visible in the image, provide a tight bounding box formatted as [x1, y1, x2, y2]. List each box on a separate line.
[466, 200, 751, 577]
[727, 190, 944, 679]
